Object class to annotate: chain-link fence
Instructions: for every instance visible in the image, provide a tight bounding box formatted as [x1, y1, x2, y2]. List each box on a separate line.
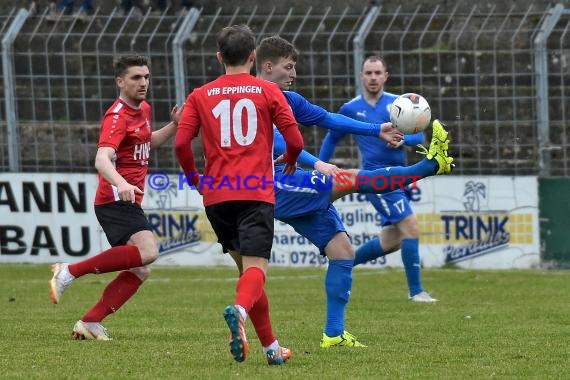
[1, 5, 569, 175]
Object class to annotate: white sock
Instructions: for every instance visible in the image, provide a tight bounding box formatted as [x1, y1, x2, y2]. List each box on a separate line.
[235, 304, 247, 322]
[262, 339, 279, 354]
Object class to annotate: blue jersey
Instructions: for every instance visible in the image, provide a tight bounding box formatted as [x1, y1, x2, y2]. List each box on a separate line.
[319, 92, 424, 170]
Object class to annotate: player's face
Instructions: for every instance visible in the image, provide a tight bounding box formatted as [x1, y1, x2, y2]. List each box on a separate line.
[117, 65, 150, 105]
[360, 60, 388, 96]
[267, 56, 297, 90]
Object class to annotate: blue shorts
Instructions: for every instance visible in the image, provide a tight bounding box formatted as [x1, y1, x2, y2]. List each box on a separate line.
[365, 189, 414, 227]
[277, 205, 347, 255]
[274, 166, 332, 220]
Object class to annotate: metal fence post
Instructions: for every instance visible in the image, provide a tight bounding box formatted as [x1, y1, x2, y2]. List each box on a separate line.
[534, 4, 565, 176]
[173, 7, 201, 106]
[352, 6, 379, 96]
[2, 8, 29, 172]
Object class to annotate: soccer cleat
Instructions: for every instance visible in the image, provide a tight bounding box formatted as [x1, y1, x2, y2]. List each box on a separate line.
[49, 263, 74, 304]
[409, 291, 438, 303]
[320, 330, 367, 348]
[416, 119, 454, 175]
[223, 305, 249, 362]
[266, 346, 292, 365]
[72, 320, 111, 341]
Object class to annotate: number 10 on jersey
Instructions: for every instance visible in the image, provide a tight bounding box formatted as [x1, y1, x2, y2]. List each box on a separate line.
[212, 99, 258, 147]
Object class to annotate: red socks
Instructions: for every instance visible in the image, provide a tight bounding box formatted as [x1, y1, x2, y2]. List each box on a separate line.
[236, 267, 276, 346]
[235, 267, 265, 313]
[248, 288, 276, 347]
[81, 271, 143, 322]
[68, 245, 143, 278]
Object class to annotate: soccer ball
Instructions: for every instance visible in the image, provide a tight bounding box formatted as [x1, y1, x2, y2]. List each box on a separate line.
[389, 93, 431, 134]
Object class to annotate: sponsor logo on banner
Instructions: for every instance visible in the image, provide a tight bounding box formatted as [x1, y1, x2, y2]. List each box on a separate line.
[144, 180, 201, 256]
[442, 181, 510, 264]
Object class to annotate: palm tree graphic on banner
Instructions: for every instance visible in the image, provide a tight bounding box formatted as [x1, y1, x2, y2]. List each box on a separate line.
[463, 181, 486, 212]
[147, 182, 178, 210]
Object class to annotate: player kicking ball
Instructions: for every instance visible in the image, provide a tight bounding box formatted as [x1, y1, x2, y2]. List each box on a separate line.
[273, 119, 453, 347]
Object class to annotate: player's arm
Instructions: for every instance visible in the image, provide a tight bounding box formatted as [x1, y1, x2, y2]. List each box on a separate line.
[285, 91, 402, 143]
[319, 112, 379, 136]
[402, 131, 425, 147]
[320, 113, 404, 146]
[174, 96, 200, 187]
[95, 112, 142, 202]
[150, 104, 183, 150]
[318, 129, 345, 162]
[271, 89, 304, 175]
[95, 147, 142, 203]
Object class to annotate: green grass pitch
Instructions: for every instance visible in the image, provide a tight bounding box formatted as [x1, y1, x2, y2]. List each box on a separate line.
[1, 265, 569, 379]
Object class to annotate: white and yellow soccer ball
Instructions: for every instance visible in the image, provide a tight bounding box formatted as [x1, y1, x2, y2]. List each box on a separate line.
[389, 93, 431, 134]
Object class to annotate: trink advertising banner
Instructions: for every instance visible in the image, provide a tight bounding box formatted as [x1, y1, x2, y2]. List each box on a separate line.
[0, 174, 539, 269]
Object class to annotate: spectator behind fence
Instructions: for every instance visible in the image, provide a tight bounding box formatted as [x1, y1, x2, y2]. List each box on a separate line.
[152, 0, 167, 13]
[181, 0, 195, 11]
[151, 0, 196, 14]
[120, 0, 146, 16]
[47, 0, 94, 20]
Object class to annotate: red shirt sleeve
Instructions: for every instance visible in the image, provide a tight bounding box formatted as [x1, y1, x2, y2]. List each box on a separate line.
[98, 112, 127, 150]
[268, 85, 304, 165]
[174, 93, 201, 186]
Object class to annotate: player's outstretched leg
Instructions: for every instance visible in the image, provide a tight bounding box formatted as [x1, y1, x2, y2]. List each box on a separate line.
[416, 119, 454, 174]
[330, 120, 454, 201]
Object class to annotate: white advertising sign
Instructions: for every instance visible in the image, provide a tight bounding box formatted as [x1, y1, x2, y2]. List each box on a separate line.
[0, 173, 101, 263]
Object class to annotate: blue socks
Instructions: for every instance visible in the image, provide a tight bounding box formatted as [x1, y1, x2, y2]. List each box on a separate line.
[401, 238, 423, 297]
[353, 238, 385, 266]
[356, 159, 437, 194]
[354, 237, 424, 297]
[324, 259, 353, 337]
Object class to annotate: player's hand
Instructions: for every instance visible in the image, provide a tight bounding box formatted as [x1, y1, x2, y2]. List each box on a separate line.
[281, 162, 297, 176]
[117, 182, 143, 203]
[314, 160, 341, 176]
[274, 155, 297, 175]
[379, 122, 404, 148]
[274, 154, 285, 165]
[170, 104, 183, 125]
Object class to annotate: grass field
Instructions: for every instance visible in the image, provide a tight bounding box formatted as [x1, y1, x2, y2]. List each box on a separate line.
[1, 265, 569, 379]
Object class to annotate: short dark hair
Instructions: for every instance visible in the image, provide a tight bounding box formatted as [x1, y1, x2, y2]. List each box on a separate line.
[256, 35, 299, 71]
[361, 55, 387, 71]
[114, 55, 150, 78]
[217, 25, 256, 66]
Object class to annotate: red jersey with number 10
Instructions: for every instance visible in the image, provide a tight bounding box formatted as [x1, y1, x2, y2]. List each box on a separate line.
[95, 98, 152, 206]
[177, 73, 303, 206]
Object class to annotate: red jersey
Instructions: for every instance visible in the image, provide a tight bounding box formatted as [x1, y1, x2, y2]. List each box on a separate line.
[95, 98, 152, 206]
[176, 73, 303, 207]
